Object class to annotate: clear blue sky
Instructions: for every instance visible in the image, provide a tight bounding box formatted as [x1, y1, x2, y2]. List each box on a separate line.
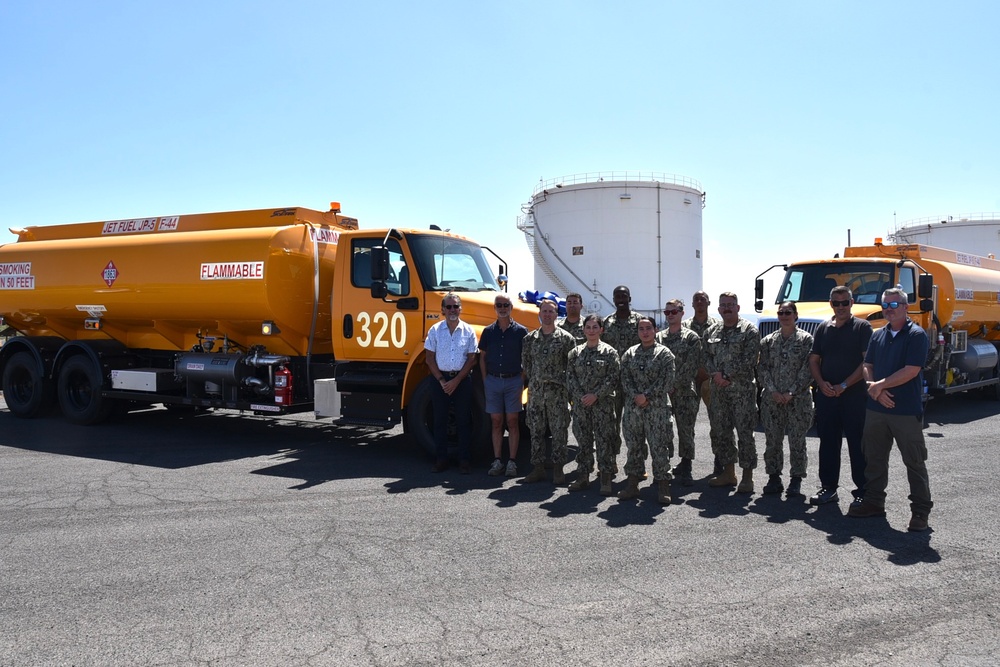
[2, 1, 998, 312]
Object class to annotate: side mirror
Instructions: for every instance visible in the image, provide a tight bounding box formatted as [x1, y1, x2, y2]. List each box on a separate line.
[754, 278, 764, 312]
[370, 283, 388, 299]
[918, 273, 933, 299]
[370, 246, 390, 281]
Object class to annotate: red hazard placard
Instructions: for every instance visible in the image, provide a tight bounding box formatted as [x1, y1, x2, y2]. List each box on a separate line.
[102, 260, 119, 287]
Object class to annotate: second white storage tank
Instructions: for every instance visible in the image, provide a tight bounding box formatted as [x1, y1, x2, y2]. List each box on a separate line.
[517, 171, 705, 318]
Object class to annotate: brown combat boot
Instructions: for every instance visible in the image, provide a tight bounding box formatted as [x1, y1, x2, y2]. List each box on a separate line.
[523, 464, 547, 483]
[617, 474, 640, 500]
[568, 472, 590, 492]
[599, 472, 614, 496]
[657, 480, 672, 505]
[552, 465, 566, 486]
[709, 463, 738, 487]
[737, 467, 754, 494]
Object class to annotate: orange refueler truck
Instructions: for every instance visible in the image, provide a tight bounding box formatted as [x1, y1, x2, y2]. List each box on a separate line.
[0, 203, 537, 457]
[755, 240, 1000, 398]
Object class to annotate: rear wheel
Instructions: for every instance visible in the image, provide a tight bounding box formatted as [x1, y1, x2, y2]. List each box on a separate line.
[2, 351, 53, 418]
[57, 355, 113, 425]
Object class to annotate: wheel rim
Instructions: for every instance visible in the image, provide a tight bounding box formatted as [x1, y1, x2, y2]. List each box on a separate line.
[64, 369, 95, 411]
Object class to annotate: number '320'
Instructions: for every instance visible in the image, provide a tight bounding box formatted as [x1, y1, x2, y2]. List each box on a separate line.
[355, 311, 407, 348]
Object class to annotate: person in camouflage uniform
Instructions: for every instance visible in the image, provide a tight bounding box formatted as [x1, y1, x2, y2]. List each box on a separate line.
[602, 285, 642, 459]
[557, 292, 585, 345]
[656, 298, 704, 486]
[619, 316, 677, 504]
[684, 290, 721, 474]
[682, 290, 718, 339]
[757, 300, 814, 497]
[522, 299, 578, 485]
[567, 314, 621, 496]
[704, 292, 761, 493]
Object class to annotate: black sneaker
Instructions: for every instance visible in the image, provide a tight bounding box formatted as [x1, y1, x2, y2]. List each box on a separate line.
[908, 512, 929, 531]
[809, 487, 839, 505]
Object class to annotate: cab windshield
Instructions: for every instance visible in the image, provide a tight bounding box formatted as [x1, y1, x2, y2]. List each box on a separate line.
[778, 262, 914, 305]
[408, 235, 500, 292]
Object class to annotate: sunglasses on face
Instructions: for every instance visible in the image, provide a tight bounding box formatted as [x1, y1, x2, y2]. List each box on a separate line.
[777, 310, 795, 316]
[881, 301, 904, 310]
[444, 304, 461, 310]
[830, 299, 851, 307]
[663, 309, 681, 316]
[495, 303, 511, 309]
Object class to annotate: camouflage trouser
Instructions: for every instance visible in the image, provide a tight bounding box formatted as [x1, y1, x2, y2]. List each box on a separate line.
[572, 400, 618, 475]
[622, 402, 674, 480]
[708, 383, 758, 469]
[761, 392, 813, 477]
[526, 383, 571, 467]
[671, 392, 700, 460]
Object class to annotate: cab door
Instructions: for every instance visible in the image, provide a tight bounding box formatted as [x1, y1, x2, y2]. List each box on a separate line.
[334, 235, 425, 365]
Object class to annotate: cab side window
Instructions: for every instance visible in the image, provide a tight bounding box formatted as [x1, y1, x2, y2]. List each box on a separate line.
[351, 238, 409, 295]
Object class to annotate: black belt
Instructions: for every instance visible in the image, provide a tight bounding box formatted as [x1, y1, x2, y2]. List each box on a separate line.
[489, 372, 520, 379]
[441, 370, 463, 377]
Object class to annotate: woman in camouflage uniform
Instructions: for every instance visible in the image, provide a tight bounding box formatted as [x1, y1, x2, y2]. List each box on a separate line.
[567, 314, 621, 495]
[757, 300, 815, 497]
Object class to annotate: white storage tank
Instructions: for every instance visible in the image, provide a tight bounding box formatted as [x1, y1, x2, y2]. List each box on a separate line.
[517, 172, 705, 318]
[889, 213, 1000, 256]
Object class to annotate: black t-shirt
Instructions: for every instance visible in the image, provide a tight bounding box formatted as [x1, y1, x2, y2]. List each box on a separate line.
[810, 316, 873, 388]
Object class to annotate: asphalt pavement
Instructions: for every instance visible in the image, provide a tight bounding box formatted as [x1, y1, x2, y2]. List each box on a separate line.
[1, 394, 998, 666]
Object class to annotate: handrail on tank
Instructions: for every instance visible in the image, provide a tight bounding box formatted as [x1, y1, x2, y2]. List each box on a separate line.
[532, 171, 703, 196]
[891, 212, 1000, 235]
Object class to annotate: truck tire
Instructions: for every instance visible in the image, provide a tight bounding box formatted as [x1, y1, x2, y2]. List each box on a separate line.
[406, 376, 489, 461]
[57, 355, 113, 425]
[2, 351, 53, 418]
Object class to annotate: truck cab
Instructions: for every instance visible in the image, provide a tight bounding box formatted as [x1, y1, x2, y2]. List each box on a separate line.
[331, 227, 537, 455]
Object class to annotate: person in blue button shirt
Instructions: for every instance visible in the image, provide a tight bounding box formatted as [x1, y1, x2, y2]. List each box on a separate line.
[480, 294, 529, 477]
[848, 286, 933, 532]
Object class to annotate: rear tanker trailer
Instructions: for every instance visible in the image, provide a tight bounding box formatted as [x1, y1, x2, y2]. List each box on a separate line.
[0, 204, 536, 457]
[754, 240, 1000, 397]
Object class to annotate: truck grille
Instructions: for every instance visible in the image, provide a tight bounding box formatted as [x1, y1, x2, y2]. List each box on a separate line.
[757, 318, 822, 338]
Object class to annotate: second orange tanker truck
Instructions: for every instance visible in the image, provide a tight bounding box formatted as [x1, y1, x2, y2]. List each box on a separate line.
[755, 240, 1000, 398]
[0, 203, 537, 458]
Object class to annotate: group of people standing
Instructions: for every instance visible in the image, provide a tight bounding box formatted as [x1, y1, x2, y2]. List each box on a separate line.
[423, 283, 933, 532]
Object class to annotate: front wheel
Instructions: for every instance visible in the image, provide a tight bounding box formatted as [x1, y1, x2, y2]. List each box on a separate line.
[57, 355, 114, 425]
[2, 351, 53, 418]
[406, 376, 489, 461]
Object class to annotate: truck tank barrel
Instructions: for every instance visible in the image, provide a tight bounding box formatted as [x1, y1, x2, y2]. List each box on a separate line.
[0, 208, 346, 356]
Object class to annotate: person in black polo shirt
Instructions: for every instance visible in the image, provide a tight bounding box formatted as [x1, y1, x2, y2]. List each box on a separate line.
[808, 286, 873, 506]
[480, 294, 529, 477]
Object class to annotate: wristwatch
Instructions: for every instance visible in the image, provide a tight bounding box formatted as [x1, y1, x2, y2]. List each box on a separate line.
[840, 382, 848, 391]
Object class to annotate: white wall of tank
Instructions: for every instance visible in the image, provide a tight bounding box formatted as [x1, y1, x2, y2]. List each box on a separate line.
[518, 172, 704, 319]
[889, 213, 1000, 257]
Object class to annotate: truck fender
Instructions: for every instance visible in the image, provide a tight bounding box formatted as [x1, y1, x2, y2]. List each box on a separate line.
[51, 339, 133, 383]
[0, 336, 64, 379]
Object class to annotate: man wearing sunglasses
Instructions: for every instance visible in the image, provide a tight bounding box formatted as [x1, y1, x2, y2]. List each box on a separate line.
[425, 293, 480, 474]
[849, 287, 932, 531]
[808, 286, 873, 506]
[481, 294, 529, 478]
